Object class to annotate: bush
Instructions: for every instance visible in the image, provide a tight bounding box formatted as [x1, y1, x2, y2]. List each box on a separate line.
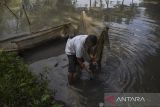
[0, 51, 63, 107]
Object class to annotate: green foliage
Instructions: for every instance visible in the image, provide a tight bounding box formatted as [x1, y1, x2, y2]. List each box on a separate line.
[0, 51, 63, 107]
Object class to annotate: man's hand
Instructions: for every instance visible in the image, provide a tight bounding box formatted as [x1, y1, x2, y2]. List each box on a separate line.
[77, 58, 91, 72]
[80, 63, 85, 69]
[83, 61, 91, 72]
[77, 58, 84, 68]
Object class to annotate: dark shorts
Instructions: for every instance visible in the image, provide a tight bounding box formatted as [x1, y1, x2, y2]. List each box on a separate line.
[67, 55, 77, 73]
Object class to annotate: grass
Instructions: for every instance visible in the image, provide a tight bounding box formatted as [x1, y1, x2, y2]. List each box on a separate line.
[0, 50, 64, 107]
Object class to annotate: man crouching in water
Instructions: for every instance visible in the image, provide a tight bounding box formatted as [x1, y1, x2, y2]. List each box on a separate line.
[65, 35, 97, 84]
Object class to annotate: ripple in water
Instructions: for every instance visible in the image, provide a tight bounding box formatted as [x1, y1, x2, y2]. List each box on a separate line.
[102, 7, 160, 93]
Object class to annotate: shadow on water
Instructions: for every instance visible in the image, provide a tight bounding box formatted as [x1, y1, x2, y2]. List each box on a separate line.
[20, 38, 66, 64]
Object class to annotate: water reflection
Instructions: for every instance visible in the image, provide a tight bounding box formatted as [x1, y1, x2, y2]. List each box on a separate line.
[102, 5, 160, 93]
[76, 0, 141, 8]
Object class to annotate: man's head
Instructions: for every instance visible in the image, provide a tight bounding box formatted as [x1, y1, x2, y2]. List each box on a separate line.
[85, 35, 97, 60]
[85, 35, 97, 48]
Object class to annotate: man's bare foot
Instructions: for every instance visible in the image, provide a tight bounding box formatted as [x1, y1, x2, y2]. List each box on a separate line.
[68, 72, 76, 85]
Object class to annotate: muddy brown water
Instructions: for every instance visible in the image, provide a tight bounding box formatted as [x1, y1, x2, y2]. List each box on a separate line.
[19, 1, 160, 107]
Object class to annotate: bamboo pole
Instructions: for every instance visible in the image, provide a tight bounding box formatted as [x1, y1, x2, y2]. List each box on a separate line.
[3, 0, 18, 19]
[22, 4, 31, 33]
[3, 0, 20, 33]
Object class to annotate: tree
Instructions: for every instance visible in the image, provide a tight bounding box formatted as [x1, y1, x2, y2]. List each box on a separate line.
[100, 0, 103, 7]
[94, 0, 97, 7]
[122, 0, 125, 6]
[105, 0, 109, 8]
[90, 0, 92, 8]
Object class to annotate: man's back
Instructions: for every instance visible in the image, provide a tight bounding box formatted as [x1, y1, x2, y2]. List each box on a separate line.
[65, 35, 88, 58]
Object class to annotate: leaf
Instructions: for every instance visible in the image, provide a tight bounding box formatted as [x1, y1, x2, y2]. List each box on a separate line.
[41, 94, 50, 102]
[19, 83, 27, 87]
[51, 103, 63, 107]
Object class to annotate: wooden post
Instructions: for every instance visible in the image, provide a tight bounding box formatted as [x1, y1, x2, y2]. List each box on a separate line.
[96, 26, 109, 70]
[105, 27, 110, 50]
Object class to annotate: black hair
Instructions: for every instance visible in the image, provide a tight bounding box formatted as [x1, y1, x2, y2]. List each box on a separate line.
[85, 35, 97, 47]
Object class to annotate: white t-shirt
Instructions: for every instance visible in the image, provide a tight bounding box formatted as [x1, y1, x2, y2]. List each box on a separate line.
[65, 35, 88, 58]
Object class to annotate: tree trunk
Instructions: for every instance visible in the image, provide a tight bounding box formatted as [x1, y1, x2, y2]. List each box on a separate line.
[105, 0, 109, 8]
[94, 0, 97, 7]
[132, 0, 134, 5]
[122, 0, 125, 6]
[90, 0, 92, 8]
[100, 0, 103, 7]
